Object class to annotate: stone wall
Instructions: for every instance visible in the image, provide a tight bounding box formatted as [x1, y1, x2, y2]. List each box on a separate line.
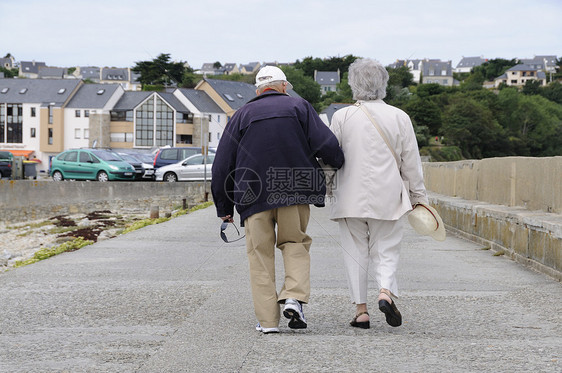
[423, 156, 561, 280]
[423, 156, 562, 214]
[0, 180, 210, 224]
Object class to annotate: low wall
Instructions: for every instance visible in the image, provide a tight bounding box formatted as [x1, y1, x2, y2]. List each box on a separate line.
[0, 180, 209, 224]
[423, 156, 561, 280]
[423, 156, 562, 214]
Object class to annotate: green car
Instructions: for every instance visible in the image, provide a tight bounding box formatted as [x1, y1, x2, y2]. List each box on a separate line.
[50, 149, 136, 182]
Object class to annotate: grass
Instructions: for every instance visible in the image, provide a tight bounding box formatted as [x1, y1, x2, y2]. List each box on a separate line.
[14, 237, 94, 267]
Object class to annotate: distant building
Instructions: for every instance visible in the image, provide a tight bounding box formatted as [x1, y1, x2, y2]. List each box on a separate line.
[239, 62, 261, 75]
[422, 60, 454, 86]
[174, 88, 226, 148]
[455, 56, 487, 73]
[0, 56, 15, 69]
[494, 64, 547, 88]
[19, 61, 46, 79]
[314, 70, 340, 94]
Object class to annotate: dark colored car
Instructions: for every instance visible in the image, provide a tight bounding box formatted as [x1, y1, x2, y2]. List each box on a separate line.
[0, 151, 13, 179]
[153, 147, 215, 169]
[117, 152, 155, 180]
[50, 149, 136, 182]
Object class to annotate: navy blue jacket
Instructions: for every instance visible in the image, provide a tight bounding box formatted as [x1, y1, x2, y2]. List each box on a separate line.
[211, 91, 344, 225]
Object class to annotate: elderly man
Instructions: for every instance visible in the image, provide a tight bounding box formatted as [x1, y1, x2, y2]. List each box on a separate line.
[212, 66, 344, 334]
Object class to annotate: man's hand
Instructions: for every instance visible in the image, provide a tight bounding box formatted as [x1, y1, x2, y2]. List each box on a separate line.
[220, 215, 234, 223]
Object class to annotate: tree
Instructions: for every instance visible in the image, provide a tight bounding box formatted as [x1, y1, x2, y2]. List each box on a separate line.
[213, 61, 222, 69]
[281, 66, 321, 106]
[540, 81, 562, 105]
[441, 96, 507, 158]
[472, 58, 517, 81]
[403, 97, 442, 135]
[293, 55, 359, 78]
[132, 53, 189, 88]
[522, 80, 542, 95]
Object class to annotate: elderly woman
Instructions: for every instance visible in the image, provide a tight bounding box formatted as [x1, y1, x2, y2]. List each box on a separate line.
[329, 58, 429, 329]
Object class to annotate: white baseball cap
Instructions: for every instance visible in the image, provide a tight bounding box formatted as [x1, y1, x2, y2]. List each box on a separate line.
[255, 66, 293, 90]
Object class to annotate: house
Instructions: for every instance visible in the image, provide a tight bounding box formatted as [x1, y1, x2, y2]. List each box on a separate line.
[494, 64, 547, 88]
[64, 83, 124, 150]
[0, 78, 82, 171]
[174, 88, 226, 148]
[389, 59, 424, 84]
[109, 91, 201, 150]
[199, 63, 221, 76]
[100, 67, 141, 91]
[0, 56, 15, 69]
[37, 66, 66, 79]
[314, 70, 340, 94]
[76, 66, 101, 82]
[319, 103, 351, 126]
[455, 56, 487, 73]
[194, 78, 301, 121]
[239, 62, 261, 75]
[222, 63, 239, 75]
[518, 55, 558, 72]
[19, 61, 46, 79]
[422, 60, 454, 86]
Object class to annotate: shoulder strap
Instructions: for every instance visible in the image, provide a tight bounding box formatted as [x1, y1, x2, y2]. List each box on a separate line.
[356, 103, 400, 166]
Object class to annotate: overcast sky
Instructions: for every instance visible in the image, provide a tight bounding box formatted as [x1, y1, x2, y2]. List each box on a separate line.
[1, 0, 561, 70]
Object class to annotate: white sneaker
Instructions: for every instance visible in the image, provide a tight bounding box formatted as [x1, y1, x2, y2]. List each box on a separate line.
[255, 323, 279, 334]
[283, 298, 307, 329]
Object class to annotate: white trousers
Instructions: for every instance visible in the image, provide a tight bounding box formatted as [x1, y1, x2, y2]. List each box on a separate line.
[338, 218, 403, 304]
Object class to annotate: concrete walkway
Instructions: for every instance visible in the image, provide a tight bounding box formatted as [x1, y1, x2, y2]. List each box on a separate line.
[0, 204, 560, 372]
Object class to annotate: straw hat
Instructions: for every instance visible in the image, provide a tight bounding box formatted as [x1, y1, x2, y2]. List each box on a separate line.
[407, 203, 446, 241]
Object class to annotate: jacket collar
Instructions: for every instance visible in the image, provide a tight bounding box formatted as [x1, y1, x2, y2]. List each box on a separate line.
[248, 90, 289, 103]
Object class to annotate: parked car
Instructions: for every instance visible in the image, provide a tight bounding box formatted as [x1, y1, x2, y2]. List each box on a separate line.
[50, 149, 136, 182]
[117, 152, 154, 180]
[127, 152, 156, 180]
[154, 154, 215, 182]
[0, 151, 13, 179]
[153, 147, 215, 169]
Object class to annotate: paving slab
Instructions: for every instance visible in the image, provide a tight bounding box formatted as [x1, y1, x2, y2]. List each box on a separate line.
[0, 204, 560, 372]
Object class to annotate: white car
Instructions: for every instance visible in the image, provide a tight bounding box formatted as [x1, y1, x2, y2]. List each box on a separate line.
[154, 154, 214, 182]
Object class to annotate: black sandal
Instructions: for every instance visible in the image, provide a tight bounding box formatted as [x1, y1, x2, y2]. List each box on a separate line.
[350, 311, 370, 329]
[378, 299, 402, 327]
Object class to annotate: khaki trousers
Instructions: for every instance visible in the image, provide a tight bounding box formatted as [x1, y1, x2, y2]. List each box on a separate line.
[244, 204, 311, 328]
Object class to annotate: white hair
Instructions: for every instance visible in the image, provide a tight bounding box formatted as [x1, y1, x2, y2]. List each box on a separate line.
[348, 58, 389, 100]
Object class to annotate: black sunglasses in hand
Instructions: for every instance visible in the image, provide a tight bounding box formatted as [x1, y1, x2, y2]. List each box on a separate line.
[220, 221, 245, 243]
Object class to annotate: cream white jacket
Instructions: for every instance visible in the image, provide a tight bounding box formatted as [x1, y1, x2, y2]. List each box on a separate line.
[329, 100, 428, 221]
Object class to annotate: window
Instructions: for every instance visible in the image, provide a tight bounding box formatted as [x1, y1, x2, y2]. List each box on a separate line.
[97, 89, 105, 95]
[75, 129, 81, 139]
[236, 93, 243, 99]
[1, 88, 8, 94]
[48, 105, 53, 124]
[48, 128, 53, 144]
[6, 104, 23, 143]
[31, 107, 36, 117]
[110, 132, 133, 142]
[84, 110, 90, 117]
[84, 129, 89, 139]
[57, 88, 66, 94]
[79, 152, 92, 163]
[75, 110, 81, 117]
[217, 132, 220, 140]
[19, 88, 28, 94]
[64, 151, 78, 162]
[135, 95, 174, 147]
[224, 93, 234, 102]
[209, 133, 212, 143]
[511, 80, 518, 84]
[30, 128, 36, 138]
